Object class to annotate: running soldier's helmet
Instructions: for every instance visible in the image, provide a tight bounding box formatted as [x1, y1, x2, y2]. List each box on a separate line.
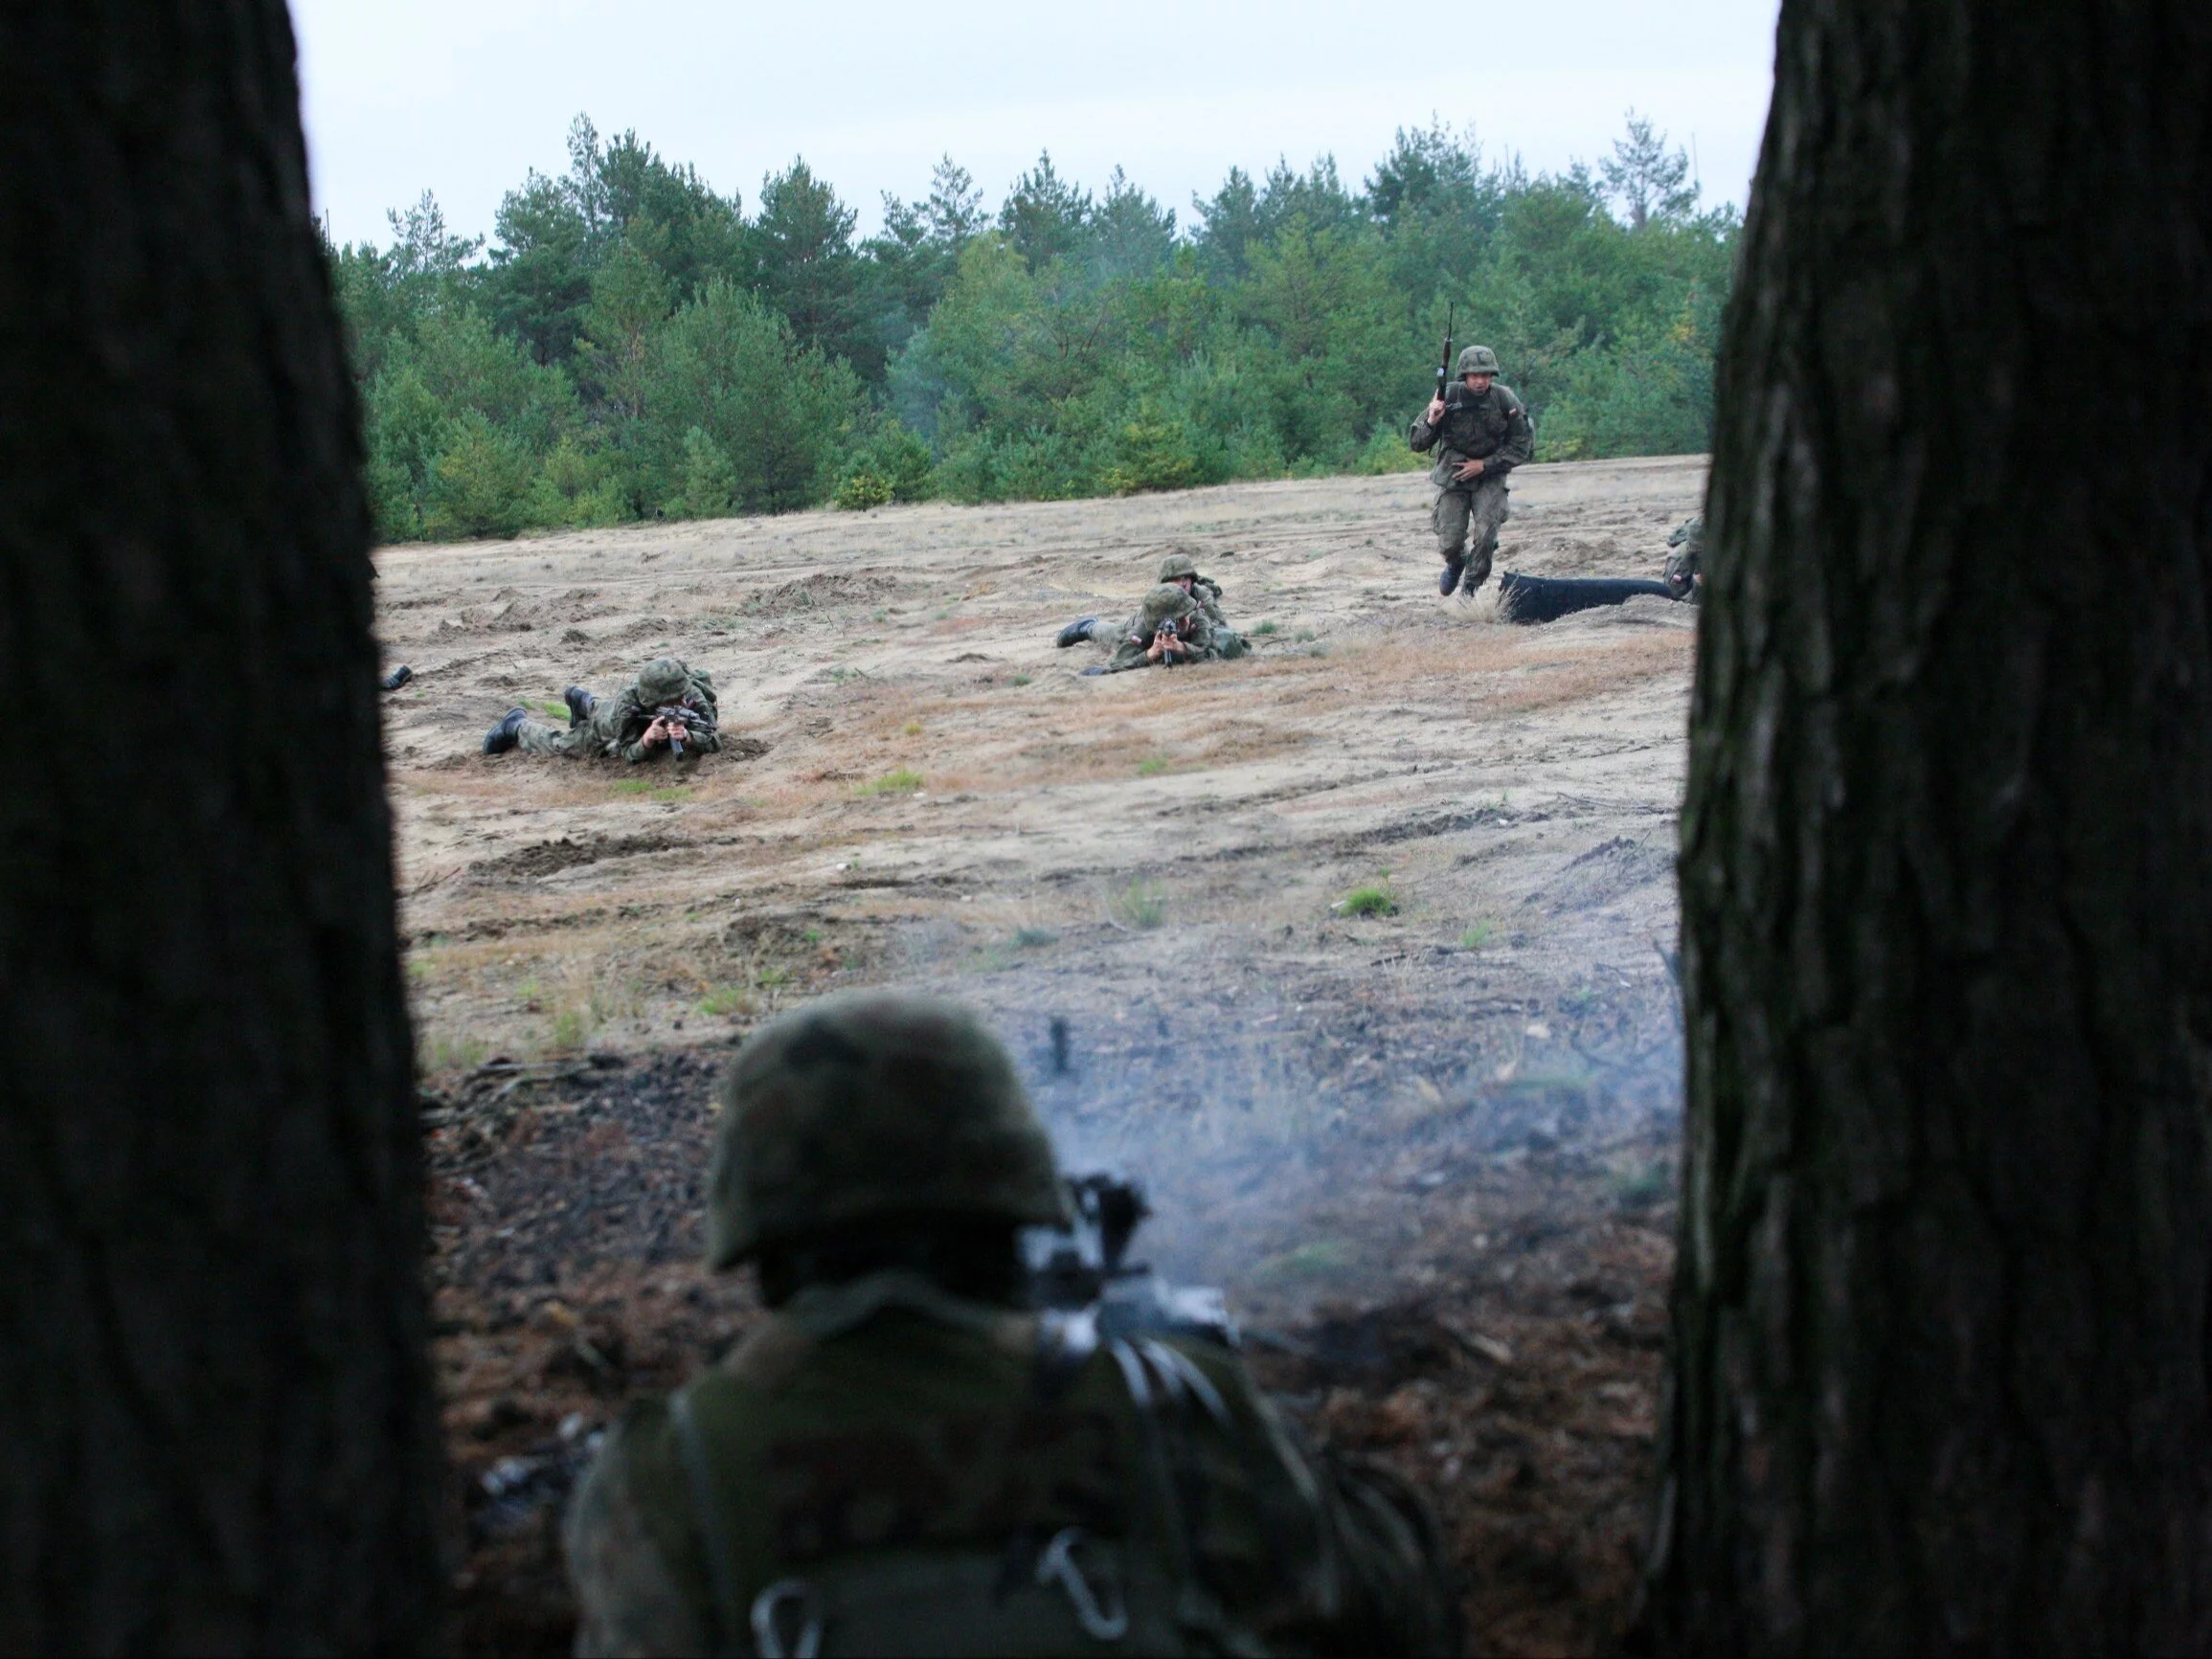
[706, 991, 1070, 1267]
[638, 657, 690, 702]
[1140, 584, 1198, 628]
[1456, 344, 1501, 378]
[1157, 552, 1200, 582]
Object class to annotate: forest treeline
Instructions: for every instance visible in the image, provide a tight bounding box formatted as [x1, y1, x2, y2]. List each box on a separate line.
[331, 115, 1736, 541]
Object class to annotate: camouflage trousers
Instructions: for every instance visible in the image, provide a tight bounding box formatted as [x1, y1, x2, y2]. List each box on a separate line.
[516, 701, 621, 758]
[1433, 478, 1511, 588]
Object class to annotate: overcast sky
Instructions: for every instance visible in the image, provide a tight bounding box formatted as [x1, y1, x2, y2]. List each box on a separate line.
[290, 0, 1781, 248]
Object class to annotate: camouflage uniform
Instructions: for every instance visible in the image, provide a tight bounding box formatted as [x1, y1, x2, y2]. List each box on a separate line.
[565, 991, 1455, 1658]
[1662, 515, 1704, 602]
[515, 658, 721, 763]
[1102, 585, 1221, 674]
[1158, 552, 1249, 661]
[1410, 345, 1534, 592]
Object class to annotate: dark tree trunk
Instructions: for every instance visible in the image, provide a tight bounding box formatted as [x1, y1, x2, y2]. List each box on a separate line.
[1646, 2, 2212, 1651]
[0, 6, 441, 1650]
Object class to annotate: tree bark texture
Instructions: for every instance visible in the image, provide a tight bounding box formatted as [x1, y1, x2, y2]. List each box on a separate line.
[0, 6, 441, 1650]
[1649, 2, 2212, 1651]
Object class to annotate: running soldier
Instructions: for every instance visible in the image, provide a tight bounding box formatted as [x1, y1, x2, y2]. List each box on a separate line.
[482, 655, 719, 762]
[564, 990, 1456, 1656]
[1411, 344, 1534, 596]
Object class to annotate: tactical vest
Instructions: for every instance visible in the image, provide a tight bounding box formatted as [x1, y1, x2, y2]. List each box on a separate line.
[637, 1273, 1281, 1657]
[1433, 384, 1524, 463]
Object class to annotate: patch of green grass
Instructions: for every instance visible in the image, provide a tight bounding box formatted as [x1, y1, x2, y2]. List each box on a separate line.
[699, 985, 756, 1019]
[801, 928, 823, 944]
[857, 768, 924, 796]
[648, 785, 692, 804]
[1012, 927, 1058, 949]
[1459, 921, 1494, 951]
[540, 701, 569, 720]
[1252, 619, 1279, 636]
[1009, 674, 1031, 686]
[611, 778, 653, 796]
[549, 1005, 594, 1050]
[1611, 1162, 1674, 1208]
[1255, 1239, 1353, 1280]
[756, 965, 793, 989]
[902, 719, 923, 735]
[1293, 628, 1318, 642]
[1336, 883, 1399, 918]
[1111, 880, 1167, 930]
[406, 956, 435, 981]
[1137, 755, 1170, 777]
[421, 1032, 488, 1073]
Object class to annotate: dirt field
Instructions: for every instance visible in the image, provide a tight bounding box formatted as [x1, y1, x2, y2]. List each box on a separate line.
[384, 455, 1704, 1654]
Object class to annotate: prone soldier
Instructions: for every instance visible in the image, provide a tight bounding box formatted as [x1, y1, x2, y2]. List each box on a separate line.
[1662, 515, 1704, 602]
[1410, 344, 1534, 596]
[483, 655, 720, 762]
[564, 990, 1456, 1657]
[1093, 584, 1222, 674]
[1055, 550, 1251, 661]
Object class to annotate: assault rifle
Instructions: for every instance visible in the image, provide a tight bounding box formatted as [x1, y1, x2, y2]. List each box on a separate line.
[1435, 302, 1456, 408]
[1027, 1173, 1238, 1347]
[652, 702, 714, 757]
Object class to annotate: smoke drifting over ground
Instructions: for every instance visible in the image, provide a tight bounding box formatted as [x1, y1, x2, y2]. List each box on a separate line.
[391, 459, 1699, 1652]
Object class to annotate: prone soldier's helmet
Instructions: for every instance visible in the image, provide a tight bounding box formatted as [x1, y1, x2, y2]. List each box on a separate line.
[638, 656, 690, 703]
[1156, 552, 1200, 583]
[1456, 344, 1502, 378]
[706, 991, 1070, 1267]
[1139, 584, 1198, 628]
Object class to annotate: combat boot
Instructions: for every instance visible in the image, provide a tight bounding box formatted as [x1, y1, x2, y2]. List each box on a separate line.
[381, 663, 413, 691]
[1438, 555, 1466, 597]
[564, 684, 596, 728]
[483, 706, 529, 754]
[1055, 617, 1097, 648]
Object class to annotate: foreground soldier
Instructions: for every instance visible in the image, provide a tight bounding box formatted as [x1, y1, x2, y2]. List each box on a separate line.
[565, 991, 1456, 1656]
[483, 655, 719, 762]
[1410, 344, 1534, 596]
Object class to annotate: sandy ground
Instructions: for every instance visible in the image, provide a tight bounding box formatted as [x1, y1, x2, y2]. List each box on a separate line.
[384, 456, 1704, 1654]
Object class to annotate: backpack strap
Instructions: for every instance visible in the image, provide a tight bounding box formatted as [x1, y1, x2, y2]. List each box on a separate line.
[668, 1389, 748, 1658]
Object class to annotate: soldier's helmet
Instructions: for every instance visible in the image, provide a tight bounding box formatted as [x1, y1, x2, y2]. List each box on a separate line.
[1140, 584, 1198, 627]
[1456, 344, 1502, 378]
[706, 991, 1070, 1268]
[1157, 551, 1200, 583]
[638, 656, 690, 703]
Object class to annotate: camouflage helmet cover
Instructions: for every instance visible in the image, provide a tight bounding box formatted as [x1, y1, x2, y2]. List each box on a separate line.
[638, 656, 691, 702]
[706, 991, 1069, 1267]
[1139, 584, 1199, 627]
[1456, 344, 1502, 378]
[1156, 551, 1200, 582]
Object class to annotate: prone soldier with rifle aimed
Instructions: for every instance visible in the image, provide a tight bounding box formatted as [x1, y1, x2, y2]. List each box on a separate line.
[483, 653, 723, 762]
[564, 990, 1457, 1657]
